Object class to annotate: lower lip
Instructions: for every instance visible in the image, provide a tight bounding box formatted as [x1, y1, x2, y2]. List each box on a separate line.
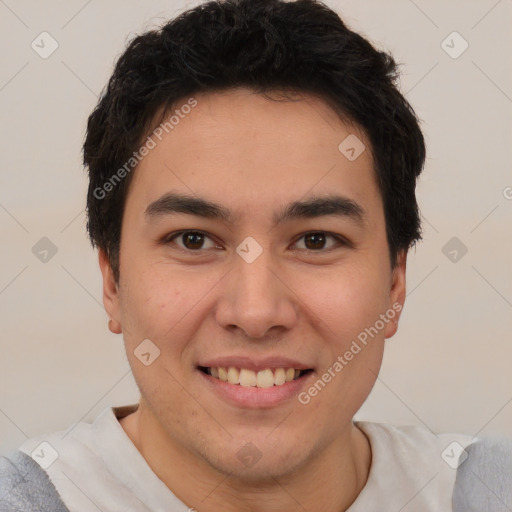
[198, 369, 314, 409]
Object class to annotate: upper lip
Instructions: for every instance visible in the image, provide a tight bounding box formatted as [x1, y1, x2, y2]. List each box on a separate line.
[198, 356, 314, 372]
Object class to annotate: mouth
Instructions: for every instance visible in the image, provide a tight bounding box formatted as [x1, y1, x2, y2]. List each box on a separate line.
[198, 366, 314, 388]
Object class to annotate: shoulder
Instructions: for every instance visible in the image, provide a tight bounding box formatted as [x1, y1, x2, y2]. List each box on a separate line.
[0, 449, 70, 512]
[453, 435, 512, 511]
[353, 421, 512, 511]
[356, 420, 475, 468]
[351, 421, 474, 511]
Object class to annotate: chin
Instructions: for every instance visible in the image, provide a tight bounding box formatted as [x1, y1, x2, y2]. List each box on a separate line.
[209, 454, 306, 484]
[194, 435, 315, 484]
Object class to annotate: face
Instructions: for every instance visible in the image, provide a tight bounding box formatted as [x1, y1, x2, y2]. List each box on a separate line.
[100, 88, 406, 481]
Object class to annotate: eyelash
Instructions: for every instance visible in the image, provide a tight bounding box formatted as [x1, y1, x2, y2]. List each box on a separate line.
[163, 230, 350, 254]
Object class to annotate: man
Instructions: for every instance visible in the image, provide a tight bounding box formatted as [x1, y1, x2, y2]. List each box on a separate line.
[1, 0, 510, 510]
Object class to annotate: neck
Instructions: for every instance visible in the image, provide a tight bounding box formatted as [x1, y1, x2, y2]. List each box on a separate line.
[119, 403, 371, 512]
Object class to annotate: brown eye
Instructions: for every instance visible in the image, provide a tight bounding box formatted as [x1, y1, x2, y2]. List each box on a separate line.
[304, 233, 327, 250]
[293, 232, 345, 251]
[181, 232, 205, 250]
[167, 231, 219, 251]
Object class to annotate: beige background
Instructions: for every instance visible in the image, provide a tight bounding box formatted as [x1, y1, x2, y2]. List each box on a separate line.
[0, 0, 511, 456]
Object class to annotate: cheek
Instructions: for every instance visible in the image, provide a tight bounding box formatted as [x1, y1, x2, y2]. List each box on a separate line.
[118, 263, 218, 351]
[300, 263, 391, 339]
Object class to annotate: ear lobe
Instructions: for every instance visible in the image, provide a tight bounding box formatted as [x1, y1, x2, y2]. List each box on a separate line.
[98, 249, 122, 334]
[384, 250, 407, 339]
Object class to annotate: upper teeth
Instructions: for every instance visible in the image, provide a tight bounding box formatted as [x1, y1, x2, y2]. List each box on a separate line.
[208, 367, 302, 387]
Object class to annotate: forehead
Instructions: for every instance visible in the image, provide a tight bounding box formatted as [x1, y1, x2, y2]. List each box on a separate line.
[126, 88, 381, 223]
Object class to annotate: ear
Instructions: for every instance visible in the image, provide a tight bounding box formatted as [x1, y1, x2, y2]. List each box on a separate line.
[384, 249, 407, 339]
[98, 248, 122, 334]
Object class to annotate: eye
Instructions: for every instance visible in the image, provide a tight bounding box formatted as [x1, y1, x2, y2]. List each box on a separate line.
[292, 232, 347, 251]
[166, 231, 221, 251]
[164, 230, 348, 254]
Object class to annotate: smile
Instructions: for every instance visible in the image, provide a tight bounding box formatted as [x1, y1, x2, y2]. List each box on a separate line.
[199, 366, 312, 387]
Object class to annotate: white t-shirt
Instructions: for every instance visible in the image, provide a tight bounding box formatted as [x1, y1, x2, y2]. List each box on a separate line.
[18, 404, 475, 512]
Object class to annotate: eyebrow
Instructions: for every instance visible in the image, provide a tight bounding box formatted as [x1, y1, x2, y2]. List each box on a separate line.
[145, 192, 367, 227]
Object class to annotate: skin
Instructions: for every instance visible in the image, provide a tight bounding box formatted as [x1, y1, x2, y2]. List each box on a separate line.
[100, 87, 407, 512]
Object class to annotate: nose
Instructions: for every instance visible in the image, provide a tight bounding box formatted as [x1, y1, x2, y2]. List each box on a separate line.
[215, 248, 299, 340]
